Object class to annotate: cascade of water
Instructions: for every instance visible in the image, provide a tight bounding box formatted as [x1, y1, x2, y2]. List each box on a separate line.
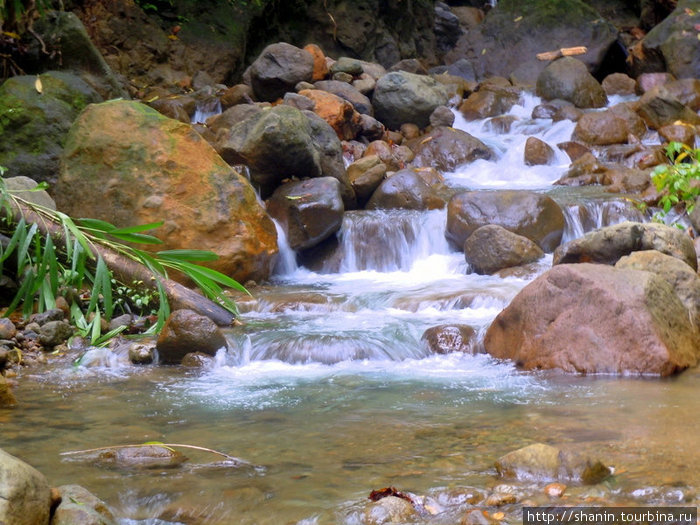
[449, 93, 577, 190]
[332, 209, 453, 273]
[191, 98, 222, 124]
[272, 219, 299, 276]
[560, 198, 646, 243]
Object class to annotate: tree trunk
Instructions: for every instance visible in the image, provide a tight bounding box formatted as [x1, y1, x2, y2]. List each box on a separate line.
[5, 202, 235, 326]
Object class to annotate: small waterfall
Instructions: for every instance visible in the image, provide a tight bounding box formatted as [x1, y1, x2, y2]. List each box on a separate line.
[560, 198, 646, 243]
[191, 98, 222, 124]
[272, 219, 298, 276]
[332, 209, 452, 273]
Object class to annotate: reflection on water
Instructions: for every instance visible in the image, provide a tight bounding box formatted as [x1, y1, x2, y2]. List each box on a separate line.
[3, 364, 700, 524]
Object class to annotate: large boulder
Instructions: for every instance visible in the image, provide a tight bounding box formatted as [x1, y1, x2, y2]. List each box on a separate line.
[266, 177, 344, 251]
[446, 190, 565, 252]
[615, 250, 700, 327]
[156, 309, 227, 365]
[0, 72, 101, 186]
[484, 263, 700, 376]
[636, 87, 700, 130]
[464, 225, 544, 275]
[536, 57, 607, 109]
[366, 169, 444, 211]
[553, 222, 697, 271]
[51, 485, 116, 525]
[639, 0, 700, 79]
[409, 126, 493, 172]
[0, 448, 51, 525]
[247, 42, 314, 101]
[55, 100, 278, 283]
[219, 105, 355, 207]
[444, 0, 618, 85]
[372, 71, 449, 129]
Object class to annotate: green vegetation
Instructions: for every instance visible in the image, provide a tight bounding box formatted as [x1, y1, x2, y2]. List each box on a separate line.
[0, 168, 245, 346]
[651, 141, 700, 216]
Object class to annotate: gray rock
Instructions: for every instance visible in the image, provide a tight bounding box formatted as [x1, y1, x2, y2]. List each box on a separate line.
[464, 225, 544, 275]
[30, 308, 65, 326]
[156, 310, 227, 365]
[3, 177, 57, 210]
[446, 190, 565, 252]
[640, 0, 700, 79]
[410, 126, 492, 172]
[266, 177, 344, 251]
[347, 155, 387, 207]
[39, 320, 73, 347]
[108, 314, 133, 332]
[496, 443, 611, 484]
[372, 71, 449, 129]
[0, 318, 17, 340]
[51, 484, 116, 525]
[0, 448, 51, 525]
[536, 57, 607, 109]
[329, 57, 364, 76]
[248, 42, 314, 102]
[91, 445, 187, 470]
[553, 221, 698, 271]
[0, 72, 102, 186]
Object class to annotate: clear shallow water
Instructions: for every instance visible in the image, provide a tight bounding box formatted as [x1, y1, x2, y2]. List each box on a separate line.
[3, 92, 698, 524]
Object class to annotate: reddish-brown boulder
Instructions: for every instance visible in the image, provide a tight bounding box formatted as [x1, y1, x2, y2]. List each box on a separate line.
[524, 137, 554, 166]
[55, 100, 278, 283]
[156, 310, 228, 365]
[410, 126, 492, 172]
[299, 89, 361, 140]
[303, 43, 329, 81]
[484, 264, 700, 376]
[573, 111, 628, 145]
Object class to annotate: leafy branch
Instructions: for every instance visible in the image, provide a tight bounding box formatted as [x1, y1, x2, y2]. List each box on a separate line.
[651, 141, 700, 216]
[0, 171, 244, 345]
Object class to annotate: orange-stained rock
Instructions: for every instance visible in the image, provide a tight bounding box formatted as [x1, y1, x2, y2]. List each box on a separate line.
[299, 89, 361, 140]
[55, 100, 278, 283]
[303, 43, 329, 81]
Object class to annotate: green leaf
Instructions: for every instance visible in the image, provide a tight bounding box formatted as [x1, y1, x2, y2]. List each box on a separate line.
[90, 310, 102, 344]
[109, 221, 164, 235]
[108, 231, 164, 245]
[78, 218, 116, 233]
[16, 222, 38, 275]
[0, 217, 25, 263]
[94, 324, 127, 347]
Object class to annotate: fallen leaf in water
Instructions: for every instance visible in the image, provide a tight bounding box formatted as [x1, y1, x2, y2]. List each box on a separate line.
[514, 16, 523, 22]
[492, 512, 506, 520]
[35, 77, 43, 94]
[369, 486, 414, 505]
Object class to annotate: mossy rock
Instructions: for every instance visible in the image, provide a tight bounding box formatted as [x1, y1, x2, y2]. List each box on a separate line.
[0, 71, 101, 188]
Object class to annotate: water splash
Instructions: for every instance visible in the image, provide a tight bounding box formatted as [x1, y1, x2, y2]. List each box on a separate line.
[271, 219, 299, 276]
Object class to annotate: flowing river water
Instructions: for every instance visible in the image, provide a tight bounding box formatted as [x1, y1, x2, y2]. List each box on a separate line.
[2, 94, 699, 524]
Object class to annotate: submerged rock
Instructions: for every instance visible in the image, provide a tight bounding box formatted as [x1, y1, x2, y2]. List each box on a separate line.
[421, 324, 477, 354]
[484, 263, 700, 376]
[93, 445, 187, 470]
[51, 484, 116, 525]
[364, 495, 417, 525]
[156, 309, 227, 365]
[0, 448, 51, 525]
[495, 443, 611, 484]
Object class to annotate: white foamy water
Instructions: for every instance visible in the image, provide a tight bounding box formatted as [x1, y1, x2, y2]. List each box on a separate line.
[447, 92, 576, 189]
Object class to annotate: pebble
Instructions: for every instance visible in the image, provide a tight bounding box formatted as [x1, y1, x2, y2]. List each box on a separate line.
[544, 482, 567, 498]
